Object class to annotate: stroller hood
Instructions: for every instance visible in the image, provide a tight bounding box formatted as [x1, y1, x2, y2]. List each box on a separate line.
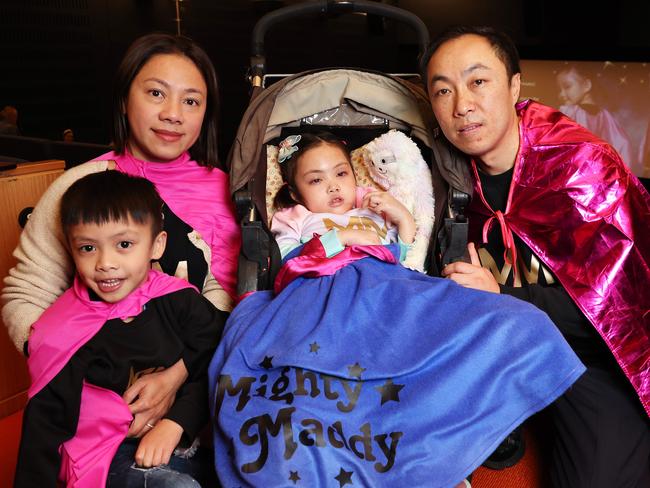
[227, 68, 472, 197]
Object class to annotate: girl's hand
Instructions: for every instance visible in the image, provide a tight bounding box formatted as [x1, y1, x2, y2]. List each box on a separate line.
[361, 191, 415, 244]
[135, 419, 184, 468]
[123, 359, 188, 437]
[337, 229, 381, 246]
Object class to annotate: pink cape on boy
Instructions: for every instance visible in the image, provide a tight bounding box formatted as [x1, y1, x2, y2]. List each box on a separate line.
[27, 270, 193, 487]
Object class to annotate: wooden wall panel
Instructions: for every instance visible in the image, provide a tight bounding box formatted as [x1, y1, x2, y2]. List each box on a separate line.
[0, 161, 65, 418]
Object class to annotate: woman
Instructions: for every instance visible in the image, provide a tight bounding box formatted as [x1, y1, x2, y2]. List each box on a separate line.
[2, 33, 239, 447]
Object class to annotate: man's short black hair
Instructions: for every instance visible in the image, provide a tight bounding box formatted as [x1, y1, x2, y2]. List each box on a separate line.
[60, 170, 163, 239]
[419, 25, 521, 90]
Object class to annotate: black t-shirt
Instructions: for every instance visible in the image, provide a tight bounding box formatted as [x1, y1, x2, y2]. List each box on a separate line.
[157, 204, 209, 291]
[477, 167, 614, 367]
[15, 289, 227, 488]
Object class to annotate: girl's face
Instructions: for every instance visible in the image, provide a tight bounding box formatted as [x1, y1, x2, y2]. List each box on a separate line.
[125, 53, 207, 162]
[557, 69, 591, 106]
[291, 143, 357, 214]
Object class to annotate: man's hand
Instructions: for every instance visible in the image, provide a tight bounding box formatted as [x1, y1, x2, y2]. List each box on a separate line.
[135, 419, 183, 468]
[123, 359, 188, 437]
[441, 243, 500, 293]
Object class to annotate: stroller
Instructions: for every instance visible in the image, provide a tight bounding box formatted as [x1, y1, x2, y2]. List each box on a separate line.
[227, 0, 474, 296]
[209, 2, 583, 487]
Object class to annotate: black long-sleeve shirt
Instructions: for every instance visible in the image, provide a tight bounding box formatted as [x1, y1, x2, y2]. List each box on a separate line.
[15, 288, 227, 487]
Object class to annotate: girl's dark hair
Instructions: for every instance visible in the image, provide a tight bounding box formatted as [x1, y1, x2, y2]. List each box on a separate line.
[273, 132, 351, 210]
[61, 171, 164, 239]
[111, 33, 220, 167]
[419, 25, 521, 90]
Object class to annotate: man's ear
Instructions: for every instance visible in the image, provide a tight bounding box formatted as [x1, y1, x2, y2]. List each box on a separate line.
[510, 72, 521, 103]
[151, 231, 167, 260]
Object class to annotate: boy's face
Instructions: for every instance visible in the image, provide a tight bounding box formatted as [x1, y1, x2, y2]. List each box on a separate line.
[292, 144, 357, 214]
[68, 217, 166, 303]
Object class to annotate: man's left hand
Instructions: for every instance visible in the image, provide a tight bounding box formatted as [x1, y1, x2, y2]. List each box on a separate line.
[442, 242, 500, 293]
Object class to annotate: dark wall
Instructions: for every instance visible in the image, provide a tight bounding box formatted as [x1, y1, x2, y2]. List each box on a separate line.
[1, 0, 649, 163]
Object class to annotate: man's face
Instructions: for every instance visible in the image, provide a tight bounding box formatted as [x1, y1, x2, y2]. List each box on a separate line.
[426, 34, 521, 174]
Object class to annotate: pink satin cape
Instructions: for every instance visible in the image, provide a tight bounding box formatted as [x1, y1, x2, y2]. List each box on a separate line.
[27, 270, 193, 487]
[96, 150, 240, 299]
[467, 100, 650, 415]
[274, 237, 398, 293]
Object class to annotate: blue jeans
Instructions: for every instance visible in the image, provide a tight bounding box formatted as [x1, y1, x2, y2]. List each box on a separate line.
[107, 439, 217, 488]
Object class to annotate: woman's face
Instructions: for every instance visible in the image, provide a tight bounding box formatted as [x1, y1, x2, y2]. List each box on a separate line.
[125, 53, 207, 162]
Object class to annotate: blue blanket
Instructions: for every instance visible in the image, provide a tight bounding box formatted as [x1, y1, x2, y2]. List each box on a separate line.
[209, 244, 584, 487]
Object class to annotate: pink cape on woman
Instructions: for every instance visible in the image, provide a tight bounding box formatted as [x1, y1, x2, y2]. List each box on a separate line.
[96, 150, 240, 299]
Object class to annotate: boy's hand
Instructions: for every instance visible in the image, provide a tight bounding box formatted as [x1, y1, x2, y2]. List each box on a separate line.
[124, 359, 188, 437]
[361, 191, 415, 244]
[337, 229, 381, 246]
[135, 419, 183, 468]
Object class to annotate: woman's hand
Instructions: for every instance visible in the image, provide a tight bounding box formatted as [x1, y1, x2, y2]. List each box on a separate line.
[362, 191, 415, 244]
[442, 243, 500, 293]
[337, 229, 381, 246]
[135, 419, 184, 468]
[123, 359, 188, 437]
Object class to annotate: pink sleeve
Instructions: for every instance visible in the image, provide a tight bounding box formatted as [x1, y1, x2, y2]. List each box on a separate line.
[271, 205, 311, 258]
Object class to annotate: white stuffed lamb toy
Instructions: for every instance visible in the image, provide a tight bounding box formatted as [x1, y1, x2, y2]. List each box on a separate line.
[363, 130, 434, 272]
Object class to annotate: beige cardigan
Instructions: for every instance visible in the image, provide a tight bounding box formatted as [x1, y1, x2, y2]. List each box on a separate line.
[1, 161, 232, 351]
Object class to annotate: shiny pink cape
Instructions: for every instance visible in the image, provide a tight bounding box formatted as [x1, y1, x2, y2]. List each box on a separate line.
[467, 100, 650, 416]
[97, 150, 241, 299]
[273, 237, 398, 293]
[27, 270, 193, 487]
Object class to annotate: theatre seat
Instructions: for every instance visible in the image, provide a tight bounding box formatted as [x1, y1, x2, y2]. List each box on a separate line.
[473, 422, 547, 488]
[0, 409, 22, 486]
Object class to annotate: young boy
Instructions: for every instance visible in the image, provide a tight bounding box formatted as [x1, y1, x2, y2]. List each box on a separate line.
[14, 171, 225, 487]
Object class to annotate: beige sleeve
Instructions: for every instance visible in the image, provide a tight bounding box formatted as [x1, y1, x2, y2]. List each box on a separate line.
[1, 161, 110, 351]
[187, 230, 234, 313]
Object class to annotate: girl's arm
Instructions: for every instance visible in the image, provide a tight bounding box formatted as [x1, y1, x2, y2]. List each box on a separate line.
[271, 206, 308, 259]
[361, 191, 416, 244]
[2, 161, 110, 351]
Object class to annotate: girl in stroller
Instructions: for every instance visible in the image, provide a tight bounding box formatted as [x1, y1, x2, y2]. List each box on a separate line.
[208, 132, 585, 486]
[271, 132, 415, 262]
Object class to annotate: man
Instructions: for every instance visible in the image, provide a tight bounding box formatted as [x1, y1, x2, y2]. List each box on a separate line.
[422, 26, 649, 488]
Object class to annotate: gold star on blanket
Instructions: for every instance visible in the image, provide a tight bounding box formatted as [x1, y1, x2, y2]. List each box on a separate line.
[375, 378, 405, 405]
[334, 467, 354, 487]
[289, 470, 301, 484]
[309, 342, 320, 354]
[259, 356, 274, 369]
[347, 362, 366, 379]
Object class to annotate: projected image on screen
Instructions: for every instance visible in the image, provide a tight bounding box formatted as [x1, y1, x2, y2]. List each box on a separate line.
[520, 60, 650, 178]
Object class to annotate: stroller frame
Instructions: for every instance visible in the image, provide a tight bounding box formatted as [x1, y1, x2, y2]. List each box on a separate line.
[228, 0, 473, 296]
